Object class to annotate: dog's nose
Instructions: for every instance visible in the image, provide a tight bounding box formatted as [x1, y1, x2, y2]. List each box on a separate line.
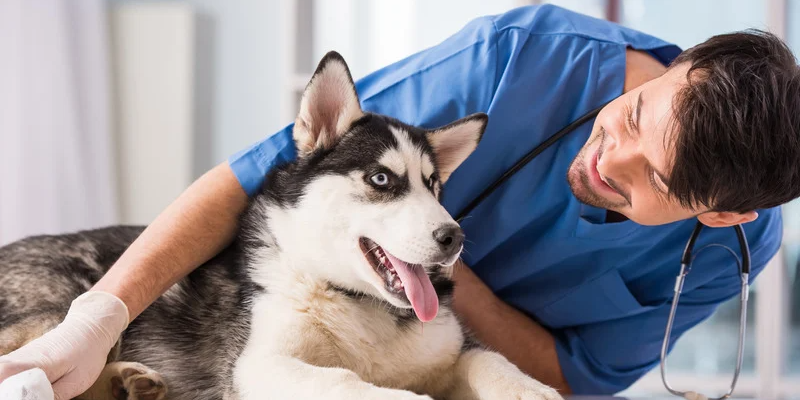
[433, 225, 465, 254]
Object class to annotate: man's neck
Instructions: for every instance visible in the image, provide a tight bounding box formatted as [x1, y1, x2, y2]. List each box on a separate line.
[605, 210, 629, 223]
[624, 48, 668, 93]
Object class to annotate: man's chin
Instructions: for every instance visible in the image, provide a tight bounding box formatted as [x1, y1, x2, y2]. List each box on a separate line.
[567, 162, 619, 211]
[566, 162, 593, 203]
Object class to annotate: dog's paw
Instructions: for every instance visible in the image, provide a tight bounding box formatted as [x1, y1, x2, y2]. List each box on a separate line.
[109, 362, 167, 400]
[479, 377, 563, 400]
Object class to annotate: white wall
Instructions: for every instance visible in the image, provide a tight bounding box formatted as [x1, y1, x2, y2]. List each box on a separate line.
[110, 0, 287, 174]
[620, 0, 768, 50]
[186, 0, 286, 171]
[111, 3, 194, 225]
[312, 0, 520, 82]
[108, 0, 287, 223]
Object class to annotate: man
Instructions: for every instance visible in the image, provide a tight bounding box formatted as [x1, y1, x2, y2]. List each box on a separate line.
[1, 4, 798, 397]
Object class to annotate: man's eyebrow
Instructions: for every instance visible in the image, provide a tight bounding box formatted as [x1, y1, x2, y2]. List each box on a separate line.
[637, 91, 671, 187]
[634, 91, 643, 133]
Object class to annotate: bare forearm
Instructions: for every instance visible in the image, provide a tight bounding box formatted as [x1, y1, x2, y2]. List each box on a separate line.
[92, 162, 249, 320]
[452, 262, 572, 394]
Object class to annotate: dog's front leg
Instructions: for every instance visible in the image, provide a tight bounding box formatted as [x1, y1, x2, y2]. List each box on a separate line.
[234, 353, 433, 400]
[446, 349, 564, 400]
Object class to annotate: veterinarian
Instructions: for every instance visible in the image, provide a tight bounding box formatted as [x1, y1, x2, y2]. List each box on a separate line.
[2, 4, 799, 398]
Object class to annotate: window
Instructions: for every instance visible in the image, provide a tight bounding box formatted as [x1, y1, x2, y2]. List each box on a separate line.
[784, 200, 800, 376]
[543, 0, 606, 20]
[311, 0, 519, 81]
[786, 4, 800, 377]
[789, 0, 800, 58]
[620, 0, 767, 51]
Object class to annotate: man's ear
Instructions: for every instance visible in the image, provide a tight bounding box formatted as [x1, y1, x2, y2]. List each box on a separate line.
[294, 51, 363, 156]
[697, 210, 759, 228]
[426, 113, 488, 183]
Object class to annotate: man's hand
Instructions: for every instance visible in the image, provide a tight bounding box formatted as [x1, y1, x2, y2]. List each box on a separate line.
[0, 291, 129, 400]
[451, 261, 572, 394]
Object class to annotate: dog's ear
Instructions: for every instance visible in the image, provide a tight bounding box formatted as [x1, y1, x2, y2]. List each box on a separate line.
[294, 51, 363, 156]
[426, 113, 488, 183]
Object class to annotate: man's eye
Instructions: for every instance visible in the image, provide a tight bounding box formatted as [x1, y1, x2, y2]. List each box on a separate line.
[651, 171, 667, 193]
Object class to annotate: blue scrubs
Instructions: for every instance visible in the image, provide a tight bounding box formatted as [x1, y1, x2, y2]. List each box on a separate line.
[228, 5, 783, 394]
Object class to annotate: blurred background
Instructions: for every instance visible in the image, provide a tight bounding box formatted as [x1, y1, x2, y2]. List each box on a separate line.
[1, 0, 798, 397]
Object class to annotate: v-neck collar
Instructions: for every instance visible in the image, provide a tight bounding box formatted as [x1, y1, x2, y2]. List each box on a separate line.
[575, 202, 641, 240]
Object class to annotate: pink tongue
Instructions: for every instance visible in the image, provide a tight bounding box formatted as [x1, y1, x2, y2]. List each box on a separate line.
[384, 252, 439, 322]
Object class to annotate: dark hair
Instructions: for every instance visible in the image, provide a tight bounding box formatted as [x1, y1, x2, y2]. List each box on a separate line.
[667, 29, 800, 213]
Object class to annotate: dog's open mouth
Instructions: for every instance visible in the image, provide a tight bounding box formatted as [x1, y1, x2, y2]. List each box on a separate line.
[359, 237, 439, 322]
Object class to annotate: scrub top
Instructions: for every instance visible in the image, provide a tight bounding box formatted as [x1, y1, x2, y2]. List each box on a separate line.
[227, 4, 783, 394]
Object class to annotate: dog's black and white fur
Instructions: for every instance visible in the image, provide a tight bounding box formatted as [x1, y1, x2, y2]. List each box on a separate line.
[0, 52, 562, 400]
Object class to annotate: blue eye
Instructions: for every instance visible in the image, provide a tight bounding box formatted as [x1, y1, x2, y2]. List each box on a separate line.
[371, 173, 389, 186]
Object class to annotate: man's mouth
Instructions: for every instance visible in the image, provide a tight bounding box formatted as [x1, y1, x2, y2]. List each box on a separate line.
[359, 237, 439, 322]
[589, 148, 617, 196]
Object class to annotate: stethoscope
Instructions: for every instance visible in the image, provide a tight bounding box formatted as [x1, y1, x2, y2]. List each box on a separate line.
[454, 102, 751, 399]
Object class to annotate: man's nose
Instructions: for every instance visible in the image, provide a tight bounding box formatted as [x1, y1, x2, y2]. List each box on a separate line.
[600, 143, 638, 166]
[598, 136, 641, 181]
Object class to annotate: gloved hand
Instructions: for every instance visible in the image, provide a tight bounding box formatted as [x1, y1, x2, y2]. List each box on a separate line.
[0, 368, 54, 400]
[0, 291, 129, 400]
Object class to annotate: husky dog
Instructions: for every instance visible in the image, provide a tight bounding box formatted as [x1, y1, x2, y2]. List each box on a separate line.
[0, 52, 562, 400]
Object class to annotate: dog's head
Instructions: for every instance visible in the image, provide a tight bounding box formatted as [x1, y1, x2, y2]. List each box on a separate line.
[255, 52, 486, 322]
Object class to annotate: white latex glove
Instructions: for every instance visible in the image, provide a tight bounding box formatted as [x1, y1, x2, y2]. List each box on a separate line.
[0, 291, 129, 400]
[0, 368, 54, 400]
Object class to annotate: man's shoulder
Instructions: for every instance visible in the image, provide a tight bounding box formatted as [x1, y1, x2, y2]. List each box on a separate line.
[488, 5, 682, 68]
[750, 206, 784, 259]
[672, 206, 781, 250]
[491, 5, 667, 47]
[651, 206, 783, 273]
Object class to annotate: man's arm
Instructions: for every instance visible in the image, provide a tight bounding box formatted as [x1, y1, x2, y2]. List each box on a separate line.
[451, 262, 572, 394]
[92, 161, 249, 320]
[452, 225, 781, 395]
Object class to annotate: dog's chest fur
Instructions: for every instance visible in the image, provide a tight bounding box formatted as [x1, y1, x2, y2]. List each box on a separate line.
[243, 268, 464, 395]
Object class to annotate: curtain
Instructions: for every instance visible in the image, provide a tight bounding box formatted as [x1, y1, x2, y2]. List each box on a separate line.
[0, 0, 118, 245]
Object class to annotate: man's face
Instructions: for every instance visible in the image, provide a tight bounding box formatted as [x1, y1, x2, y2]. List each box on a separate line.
[567, 63, 703, 226]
